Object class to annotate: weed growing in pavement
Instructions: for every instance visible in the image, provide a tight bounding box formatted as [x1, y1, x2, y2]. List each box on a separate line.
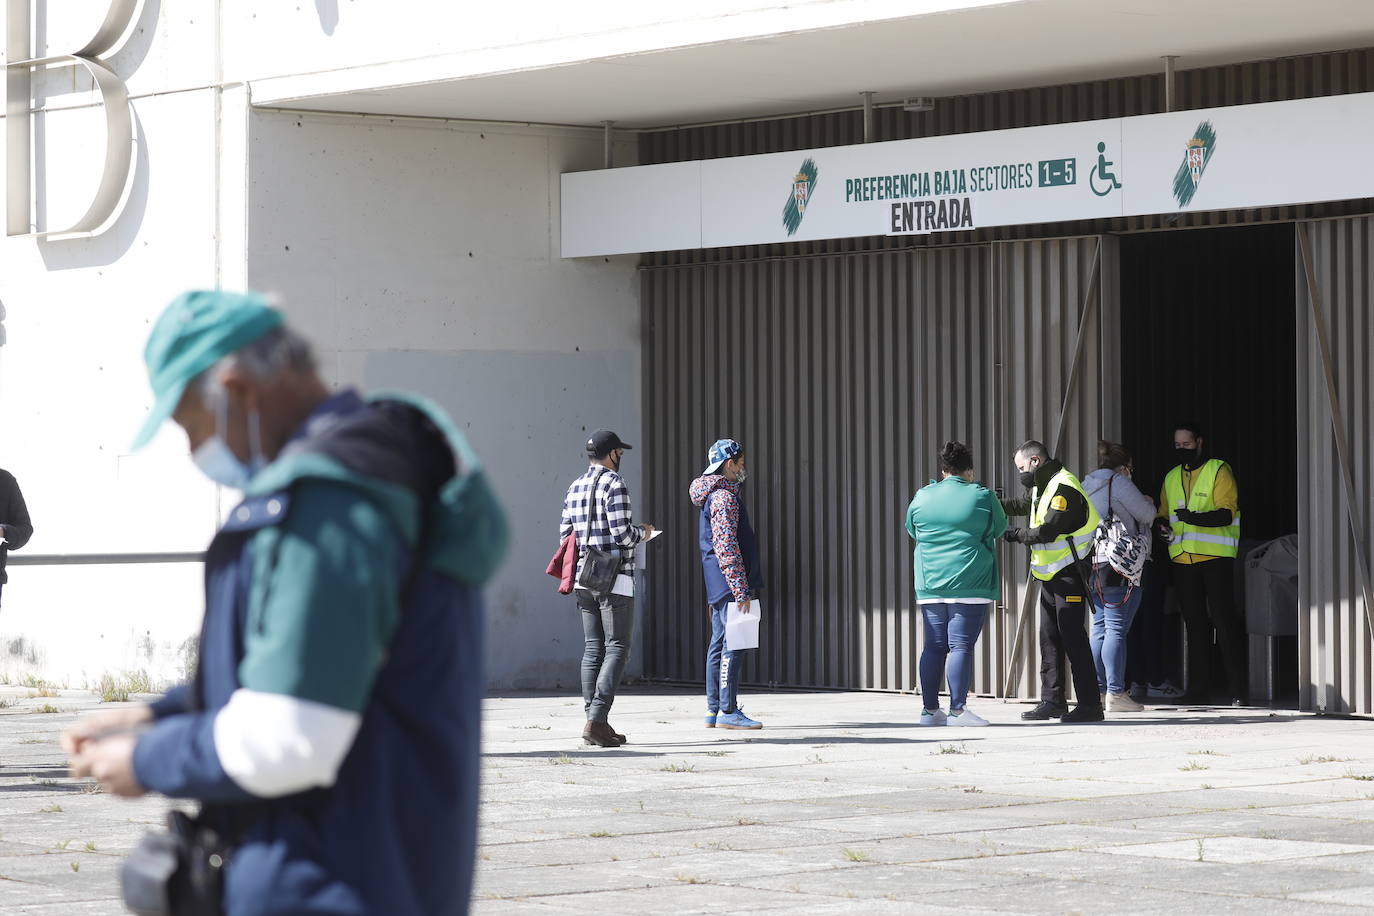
[736, 817, 761, 826]
[961, 785, 983, 793]
[84, 842, 96, 851]
[704, 750, 730, 757]
[1343, 769, 1374, 781]
[33, 704, 62, 714]
[0, 698, 13, 708]
[547, 754, 578, 766]
[660, 762, 696, 773]
[70, 862, 79, 873]
[39, 804, 62, 813]
[1298, 754, 1347, 764]
[1200, 784, 1215, 790]
[588, 831, 612, 838]
[674, 873, 704, 884]
[19, 674, 53, 689]
[1180, 761, 1210, 771]
[516, 724, 550, 731]
[1195, 839, 1205, 862]
[1187, 749, 1225, 756]
[933, 743, 971, 755]
[27, 689, 58, 699]
[841, 848, 870, 862]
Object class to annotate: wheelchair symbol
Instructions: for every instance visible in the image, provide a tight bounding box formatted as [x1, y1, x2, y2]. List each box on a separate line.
[1090, 141, 1121, 197]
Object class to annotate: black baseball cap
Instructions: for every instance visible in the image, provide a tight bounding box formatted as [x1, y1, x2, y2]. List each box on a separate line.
[586, 429, 633, 457]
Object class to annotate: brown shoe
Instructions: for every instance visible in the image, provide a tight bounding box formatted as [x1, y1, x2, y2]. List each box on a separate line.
[582, 721, 623, 747]
[605, 722, 627, 744]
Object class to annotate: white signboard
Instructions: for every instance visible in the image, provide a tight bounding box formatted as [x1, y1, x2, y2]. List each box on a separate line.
[561, 92, 1374, 258]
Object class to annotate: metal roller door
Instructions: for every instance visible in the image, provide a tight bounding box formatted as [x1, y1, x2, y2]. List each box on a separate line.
[1296, 219, 1374, 715]
[640, 236, 1116, 696]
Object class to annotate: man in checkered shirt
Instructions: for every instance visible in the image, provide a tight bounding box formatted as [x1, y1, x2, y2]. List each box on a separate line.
[559, 430, 655, 747]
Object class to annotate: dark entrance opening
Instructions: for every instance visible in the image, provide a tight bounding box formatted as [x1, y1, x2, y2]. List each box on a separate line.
[1119, 224, 1299, 706]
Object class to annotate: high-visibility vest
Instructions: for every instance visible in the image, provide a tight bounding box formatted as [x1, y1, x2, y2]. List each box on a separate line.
[1164, 458, 1241, 560]
[1029, 467, 1101, 581]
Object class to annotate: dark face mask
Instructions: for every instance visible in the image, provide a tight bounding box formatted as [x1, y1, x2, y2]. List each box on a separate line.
[1176, 446, 1199, 467]
[1019, 469, 1037, 489]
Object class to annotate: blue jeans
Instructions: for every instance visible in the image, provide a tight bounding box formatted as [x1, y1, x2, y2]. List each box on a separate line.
[919, 603, 988, 712]
[1090, 573, 1144, 695]
[577, 590, 634, 722]
[706, 599, 746, 714]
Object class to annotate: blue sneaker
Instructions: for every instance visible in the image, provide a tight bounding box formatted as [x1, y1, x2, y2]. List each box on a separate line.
[704, 712, 718, 728]
[716, 708, 762, 730]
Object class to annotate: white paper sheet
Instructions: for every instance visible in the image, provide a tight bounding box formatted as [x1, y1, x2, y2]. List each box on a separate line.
[725, 599, 761, 651]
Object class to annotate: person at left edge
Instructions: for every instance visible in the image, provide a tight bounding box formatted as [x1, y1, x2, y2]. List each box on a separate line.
[63, 289, 508, 916]
[0, 466, 34, 607]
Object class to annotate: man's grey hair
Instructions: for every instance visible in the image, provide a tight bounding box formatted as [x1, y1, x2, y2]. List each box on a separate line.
[198, 325, 318, 399]
[1014, 439, 1050, 462]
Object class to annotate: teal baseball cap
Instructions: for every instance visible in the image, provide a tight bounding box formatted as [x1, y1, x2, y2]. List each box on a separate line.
[131, 289, 284, 450]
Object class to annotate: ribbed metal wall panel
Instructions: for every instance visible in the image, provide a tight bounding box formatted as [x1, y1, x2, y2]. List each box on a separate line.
[640, 48, 1374, 267]
[641, 247, 1000, 691]
[993, 237, 1117, 700]
[1296, 218, 1374, 715]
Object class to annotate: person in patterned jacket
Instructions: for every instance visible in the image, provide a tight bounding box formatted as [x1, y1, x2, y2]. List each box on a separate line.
[689, 439, 764, 730]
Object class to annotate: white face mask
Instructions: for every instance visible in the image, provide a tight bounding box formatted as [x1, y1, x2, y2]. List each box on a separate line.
[192, 392, 265, 490]
[735, 467, 748, 484]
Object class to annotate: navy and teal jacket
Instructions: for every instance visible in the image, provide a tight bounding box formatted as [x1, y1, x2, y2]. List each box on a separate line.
[132, 389, 507, 915]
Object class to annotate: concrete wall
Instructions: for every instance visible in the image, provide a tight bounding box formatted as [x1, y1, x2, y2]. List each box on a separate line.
[0, 2, 242, 688]
[244, 109, 642, 688]
[1, 3, 643, 693]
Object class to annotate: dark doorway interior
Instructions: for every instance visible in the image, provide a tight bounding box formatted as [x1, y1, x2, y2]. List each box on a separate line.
[1119, 224, 1298, 705]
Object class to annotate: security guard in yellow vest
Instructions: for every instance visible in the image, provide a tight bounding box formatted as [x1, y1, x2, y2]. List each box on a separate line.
[1002, 440, 1105, 722]
[1155, 421, 1246, 706]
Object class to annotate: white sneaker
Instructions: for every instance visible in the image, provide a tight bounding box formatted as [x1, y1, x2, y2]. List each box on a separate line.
[918, 709, 948, 726]
[947, 708, 989, 727]
[1148, 680, 1185, 699]
[1107, 692, 1144, 712]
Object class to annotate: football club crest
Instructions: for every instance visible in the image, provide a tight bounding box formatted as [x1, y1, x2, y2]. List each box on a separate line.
[1171, 121, 1217, 208]
[782, 157, 819, 236]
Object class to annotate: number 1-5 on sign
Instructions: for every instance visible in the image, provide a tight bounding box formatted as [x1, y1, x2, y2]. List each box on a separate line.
[1038, 158, 1077, 187]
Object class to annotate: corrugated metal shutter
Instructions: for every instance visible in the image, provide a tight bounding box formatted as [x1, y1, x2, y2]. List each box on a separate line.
[993, 237, 1118, 700]
[642, 249, 993, 691]
[1296, 218, 1374, 715]
[640, 236, 1115, 696]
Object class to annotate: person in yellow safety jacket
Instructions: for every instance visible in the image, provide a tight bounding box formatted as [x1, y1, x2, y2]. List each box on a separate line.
[1154, 421, 1246, 707]
[1001, 440, 1105, 723]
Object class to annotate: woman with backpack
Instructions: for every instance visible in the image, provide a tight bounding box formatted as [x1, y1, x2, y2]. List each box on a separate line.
[1083, 441, 1157, 712]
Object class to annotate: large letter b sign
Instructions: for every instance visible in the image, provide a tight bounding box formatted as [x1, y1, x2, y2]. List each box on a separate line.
[6, 0, 138, 238]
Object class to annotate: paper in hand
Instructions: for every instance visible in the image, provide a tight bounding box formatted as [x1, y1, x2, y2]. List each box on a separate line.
[725, 599, 761, 651]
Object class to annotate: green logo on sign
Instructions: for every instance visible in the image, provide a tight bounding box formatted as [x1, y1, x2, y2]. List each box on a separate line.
[1172, 121, 1216, 208]
[783, 158, 818, 236]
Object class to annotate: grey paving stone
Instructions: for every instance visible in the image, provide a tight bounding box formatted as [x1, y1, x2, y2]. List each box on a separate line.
[5, 684, 1374, 913]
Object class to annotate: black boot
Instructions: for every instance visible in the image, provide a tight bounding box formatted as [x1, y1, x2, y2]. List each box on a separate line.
[1021, 701, 1068, 720]
[1062, 704, 1105, 723]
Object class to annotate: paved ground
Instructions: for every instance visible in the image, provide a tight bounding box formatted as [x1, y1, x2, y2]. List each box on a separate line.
[2, 685, 1372, 913]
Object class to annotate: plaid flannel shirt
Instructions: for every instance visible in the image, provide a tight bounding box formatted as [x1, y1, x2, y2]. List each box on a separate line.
[559, 465, 645, 577]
